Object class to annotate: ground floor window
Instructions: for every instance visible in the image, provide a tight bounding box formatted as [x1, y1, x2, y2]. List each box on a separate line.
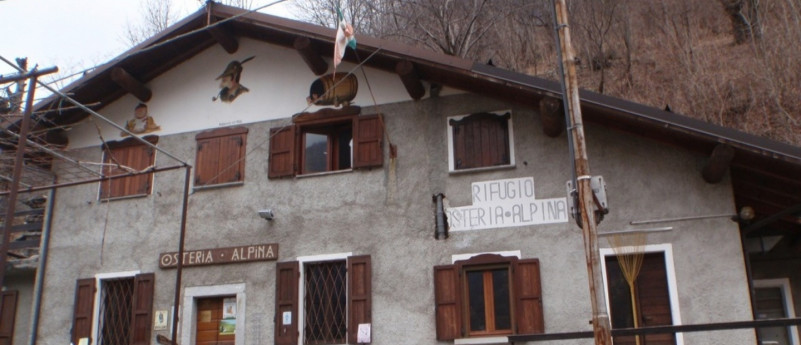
[754, 279, 800, 345]
[304, 260, 347, 344]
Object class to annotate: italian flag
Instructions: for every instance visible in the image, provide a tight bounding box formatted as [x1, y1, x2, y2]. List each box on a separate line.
[334, 7, 356, 69]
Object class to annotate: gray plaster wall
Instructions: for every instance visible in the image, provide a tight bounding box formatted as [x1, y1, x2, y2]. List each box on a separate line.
[38, 92, 755, 345]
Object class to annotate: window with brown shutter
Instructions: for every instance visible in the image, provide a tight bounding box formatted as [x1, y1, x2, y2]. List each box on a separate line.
[195, 127, 248, 187]
[433, 254, 543, 340]
[0, 290, 18, 345]
[268, 114, 383, 179]
[274, 255, 371, 345]
[100, 136, 158, 200]
[71, 273, 155, 345]
[448, 111, 513, 171]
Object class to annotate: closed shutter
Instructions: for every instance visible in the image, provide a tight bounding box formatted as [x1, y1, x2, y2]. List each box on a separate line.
[218, 133, 246, 183]
[195, 137, 221, 185]
[434, 265, 462, 340]
[130, 273, 155, 345]
[71, 278, 96, 345]
[347, 255, 371, 344]
[100, 137, 157, 198]
[352, 115, 383, 169]
[450, 112, 510, 169]
[275, 261, 299, 345]
[0, 291, 18, 345]
[268, 126, 296, 178]
[637, 253, 674, 345]
[514, 258, 544, 334]
[195, 127, 248, 186]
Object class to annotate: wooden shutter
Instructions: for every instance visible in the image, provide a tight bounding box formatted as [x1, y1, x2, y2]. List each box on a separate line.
[450, 112, 510, 170]
[100, 137, 157, 198]
[434, 265, 462, 340]
[195, 127, 248, 186]
[514, 258, 544, 334]
[269, 126, 296, 178]
[637, 253, 674, 345]
[347, 255, 371, 344]
[275, 261, 299, 345]
[71, 278, 96, 345]
[0, 291, 18, 345]
[130, 273, 155, 345]
[353, 115, 384, 169]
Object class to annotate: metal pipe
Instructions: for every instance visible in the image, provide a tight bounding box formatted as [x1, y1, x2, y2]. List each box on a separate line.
[433, 193, 447, 239]
[28, 180, 57, 345]
[0, 127, 103, 178]
[0, 164, 186, 196]
[630, 213, 736, 225]
[597, 227, 673, 237]
[171, 166, 192, 345]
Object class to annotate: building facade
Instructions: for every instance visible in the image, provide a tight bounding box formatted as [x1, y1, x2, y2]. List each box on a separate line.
[5, 4, 801, 345]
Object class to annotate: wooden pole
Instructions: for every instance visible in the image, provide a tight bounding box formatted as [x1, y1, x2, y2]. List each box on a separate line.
[551, 1, 614, 344]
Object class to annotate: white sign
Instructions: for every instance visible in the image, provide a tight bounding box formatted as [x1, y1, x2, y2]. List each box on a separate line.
[357, 323, 371, 343]
[154, 310, 169, 330]
[282, 311, 292, 325]
[446, 177, 568, 231]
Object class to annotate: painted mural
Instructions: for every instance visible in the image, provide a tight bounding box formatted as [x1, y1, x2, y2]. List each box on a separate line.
[306, 72, 358, 107]
[213, 56, 254, 103]
[121, 103, 161, 137]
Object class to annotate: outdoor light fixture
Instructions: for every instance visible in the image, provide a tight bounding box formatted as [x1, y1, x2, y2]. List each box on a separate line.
[258, 209, 275, 221]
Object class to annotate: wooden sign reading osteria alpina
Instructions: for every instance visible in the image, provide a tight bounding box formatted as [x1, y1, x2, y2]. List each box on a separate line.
[159, 243, 278, 269]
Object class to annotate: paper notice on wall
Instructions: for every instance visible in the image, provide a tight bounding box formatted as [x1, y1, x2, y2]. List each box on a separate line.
[357, 323, 371, 343]
[223, 297, 236, 319]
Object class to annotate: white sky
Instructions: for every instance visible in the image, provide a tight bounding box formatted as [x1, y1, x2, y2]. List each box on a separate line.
[0, 0, 296, 81]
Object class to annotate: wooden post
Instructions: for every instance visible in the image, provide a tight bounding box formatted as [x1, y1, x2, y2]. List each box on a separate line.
[552, 1, 614, 344]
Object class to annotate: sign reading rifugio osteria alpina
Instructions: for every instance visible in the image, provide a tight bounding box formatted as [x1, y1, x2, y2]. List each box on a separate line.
[446, 177, 568, 231]
[159, 243, 278, 268]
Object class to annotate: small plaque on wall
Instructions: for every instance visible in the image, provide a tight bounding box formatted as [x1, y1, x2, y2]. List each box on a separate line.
[154, 310, 169, 330]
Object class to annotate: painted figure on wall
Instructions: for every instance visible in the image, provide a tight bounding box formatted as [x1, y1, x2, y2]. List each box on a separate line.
[121, 103, 160, 137]
[213, 56, 254, 103]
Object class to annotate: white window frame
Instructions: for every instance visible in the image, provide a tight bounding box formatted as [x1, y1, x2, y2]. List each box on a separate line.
[296, 252, 353, 345]
[753, 278, 800, 345]
[599, 243, 684, 345]
[92, 270, 140, 345]
[446, 110, 516, 173]
[181, 283, 247, 345]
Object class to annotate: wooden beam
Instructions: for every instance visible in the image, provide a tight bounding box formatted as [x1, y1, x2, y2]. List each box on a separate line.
[110, 67, 152, 102]
[395, 60, 425, 100]
[539, 96, 564, 137]
[293, 37, 328, 76]
[207, 24, 239, 54]
[702, 144, 735, 183]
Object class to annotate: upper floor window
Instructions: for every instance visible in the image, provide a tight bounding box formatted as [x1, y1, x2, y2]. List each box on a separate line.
[434, 254, 543, 340]
[447, 111, 514, 172]
[269, 111, 383, 178]
[99, 136, 158, 200]
[194, 127, 248, 188]
[274, 254, 371, 345]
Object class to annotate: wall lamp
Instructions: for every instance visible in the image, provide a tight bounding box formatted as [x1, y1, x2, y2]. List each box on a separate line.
[258, 209, 275, 221]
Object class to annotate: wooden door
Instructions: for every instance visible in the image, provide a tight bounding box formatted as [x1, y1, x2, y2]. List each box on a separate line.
[196, 296, 236, 345]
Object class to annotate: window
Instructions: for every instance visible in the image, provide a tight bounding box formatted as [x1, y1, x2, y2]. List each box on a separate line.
[99, 136, 158, 199]
[434, 254, 543, 340]
[604, 252, 676, 345]
[71, 273, 155, 345]
[269, 111, 383, 178]
[274, 255, 371, 345]
[0, 290, 18, 345]
[753, 279, 800, 345]
[195, 127, 248, 187]
[447, 111, 514, 171]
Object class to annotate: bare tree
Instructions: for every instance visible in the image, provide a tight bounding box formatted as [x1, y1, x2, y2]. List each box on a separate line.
[123, 0, 179, 46]
[719, 0, 762, 44]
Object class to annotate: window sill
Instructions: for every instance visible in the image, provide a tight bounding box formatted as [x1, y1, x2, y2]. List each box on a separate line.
[454, 336, 509, 345]
[296, 169, 353, 179]
[100, 193, 149, 202]
[192, 181, 244, 192]
[448, 164, 516, 175]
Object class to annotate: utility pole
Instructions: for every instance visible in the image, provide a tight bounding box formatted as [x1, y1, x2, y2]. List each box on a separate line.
[551, 0, 614, 344]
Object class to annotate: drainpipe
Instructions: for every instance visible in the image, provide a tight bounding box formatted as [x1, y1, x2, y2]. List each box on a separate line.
[433, 194, 448, 240]
[28, 183, 56, 345]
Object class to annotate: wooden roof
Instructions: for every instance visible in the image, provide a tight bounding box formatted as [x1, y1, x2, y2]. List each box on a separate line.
[27, 3, 801, 257]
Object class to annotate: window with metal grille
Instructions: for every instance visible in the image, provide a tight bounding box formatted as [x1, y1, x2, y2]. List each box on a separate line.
[304, 260, 347, 345]
[447, 111, 514, 171]
[98, 277, 134, 345]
